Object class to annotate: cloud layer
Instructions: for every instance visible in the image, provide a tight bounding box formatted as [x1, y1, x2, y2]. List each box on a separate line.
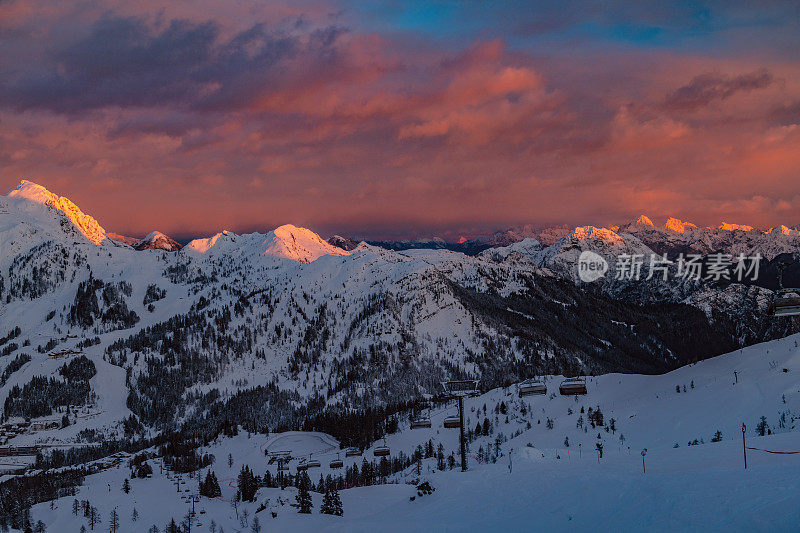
[0, 0, 798, 240]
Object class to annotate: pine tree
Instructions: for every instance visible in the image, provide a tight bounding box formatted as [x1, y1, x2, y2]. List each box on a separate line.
[756, 416, 769, 436]
[237, 465, 257, 502]
[132, 508, 139, 522]
[122, 478, 130, 494]
[88, 506, 100, 530]
[321, 489, 335, 515]
[200, 470, 222, 498]
[296, 472, 313, 513]
[251, 517, 261, 533]
[109, 508, 119, 533]
[329, 488, 343, 516]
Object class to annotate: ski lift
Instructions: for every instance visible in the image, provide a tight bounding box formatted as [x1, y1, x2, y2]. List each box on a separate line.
[518, 377, 547, 397]
[373, 439, 390, 457]
[330, 453, 343, 469]
[443, 415, 461, 429]
[559, 377, 588, 395]
[345, 447, 362, 457]
[267, 450, 291, 465]
[768, 263, 800, 317]
[769, 288, 800, 317]
[307, 459, 321, 468]
[411, 412, 432, 429]
[277, 462, 289, 471]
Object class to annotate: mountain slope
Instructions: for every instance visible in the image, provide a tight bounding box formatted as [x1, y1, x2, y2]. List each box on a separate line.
[7, 180, 107, 245]
[0, 181, 795, 446]
[25, 333, 800, 532]
[133, 231, 182, 251]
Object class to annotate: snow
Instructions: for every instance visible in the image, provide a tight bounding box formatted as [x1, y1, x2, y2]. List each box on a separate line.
[184, 225, 349, 263]
[478, 237, 542, 262]
[569, 226, 625, 245]
[25, 333, 800, 531]
[263, 224, 350, 263]
[264, 432, 340, 456]
[1, 180, 800, 530]
[7, 180, 107, 245]
[665, 217, 698, 234]
[720, 222, 756, 232]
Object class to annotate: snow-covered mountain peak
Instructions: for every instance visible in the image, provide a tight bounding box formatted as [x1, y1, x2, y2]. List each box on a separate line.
[264, 224, 350, 263]
[665, 217, 698, 233]
[7, 179, 107, 244]
[185, 231, 237, 254]
[767, 225, 798, 236]
[328, 235, 360, 251]
[719, 222, 755, 232]
[570, 225, 624, 245]
[133, 231, 182, 251]
[632, 214, 655, 227]
[183, 224, 349, 263]
[478, 237, 542, 262]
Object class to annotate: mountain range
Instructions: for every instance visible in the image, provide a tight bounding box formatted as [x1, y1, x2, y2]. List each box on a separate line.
[0, 180, 797, 442]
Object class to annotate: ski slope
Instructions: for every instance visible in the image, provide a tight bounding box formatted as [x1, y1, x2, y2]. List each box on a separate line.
[26, 333, 800, 531]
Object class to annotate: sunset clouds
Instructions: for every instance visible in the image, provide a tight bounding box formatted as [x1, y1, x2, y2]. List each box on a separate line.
[0, 0, 798, 240]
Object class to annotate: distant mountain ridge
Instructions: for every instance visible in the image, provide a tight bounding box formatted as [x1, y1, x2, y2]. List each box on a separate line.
[0, 180, 796, 445]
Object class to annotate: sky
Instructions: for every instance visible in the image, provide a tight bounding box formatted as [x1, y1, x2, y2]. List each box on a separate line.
[1, 0, 799, 241]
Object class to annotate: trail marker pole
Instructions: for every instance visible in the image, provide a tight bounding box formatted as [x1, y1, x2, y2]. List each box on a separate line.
[742, 423, 747, 470]
[579, 443, 582, 459]
[458, 396, 467, 472]
[641, 449, 647, 474]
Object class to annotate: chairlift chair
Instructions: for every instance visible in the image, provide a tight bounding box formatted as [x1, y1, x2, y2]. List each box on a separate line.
[411, 415, 432, 429]
[373, 439, 390, 457]
[769, 288, 800, 317]
[345, 447, 362, 457]
[518, 377, 547, 397]
[559, 377, 588, 395]
[330, 453, 343, 469]
[373, 446, 390, 457]
[443, 415, 461, 429]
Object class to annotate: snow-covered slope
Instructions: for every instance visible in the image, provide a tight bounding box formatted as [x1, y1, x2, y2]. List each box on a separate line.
[185, 224, 349, 263]
[133, 231, 182, 251]
[0, 180, 794, 450]
[7, 180, 107, 245]
[477, 237, 542, 262]
[25, 333, 800, 532]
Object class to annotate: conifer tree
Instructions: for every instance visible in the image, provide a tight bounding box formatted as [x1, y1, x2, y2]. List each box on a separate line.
[296, 472, 313, 513]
